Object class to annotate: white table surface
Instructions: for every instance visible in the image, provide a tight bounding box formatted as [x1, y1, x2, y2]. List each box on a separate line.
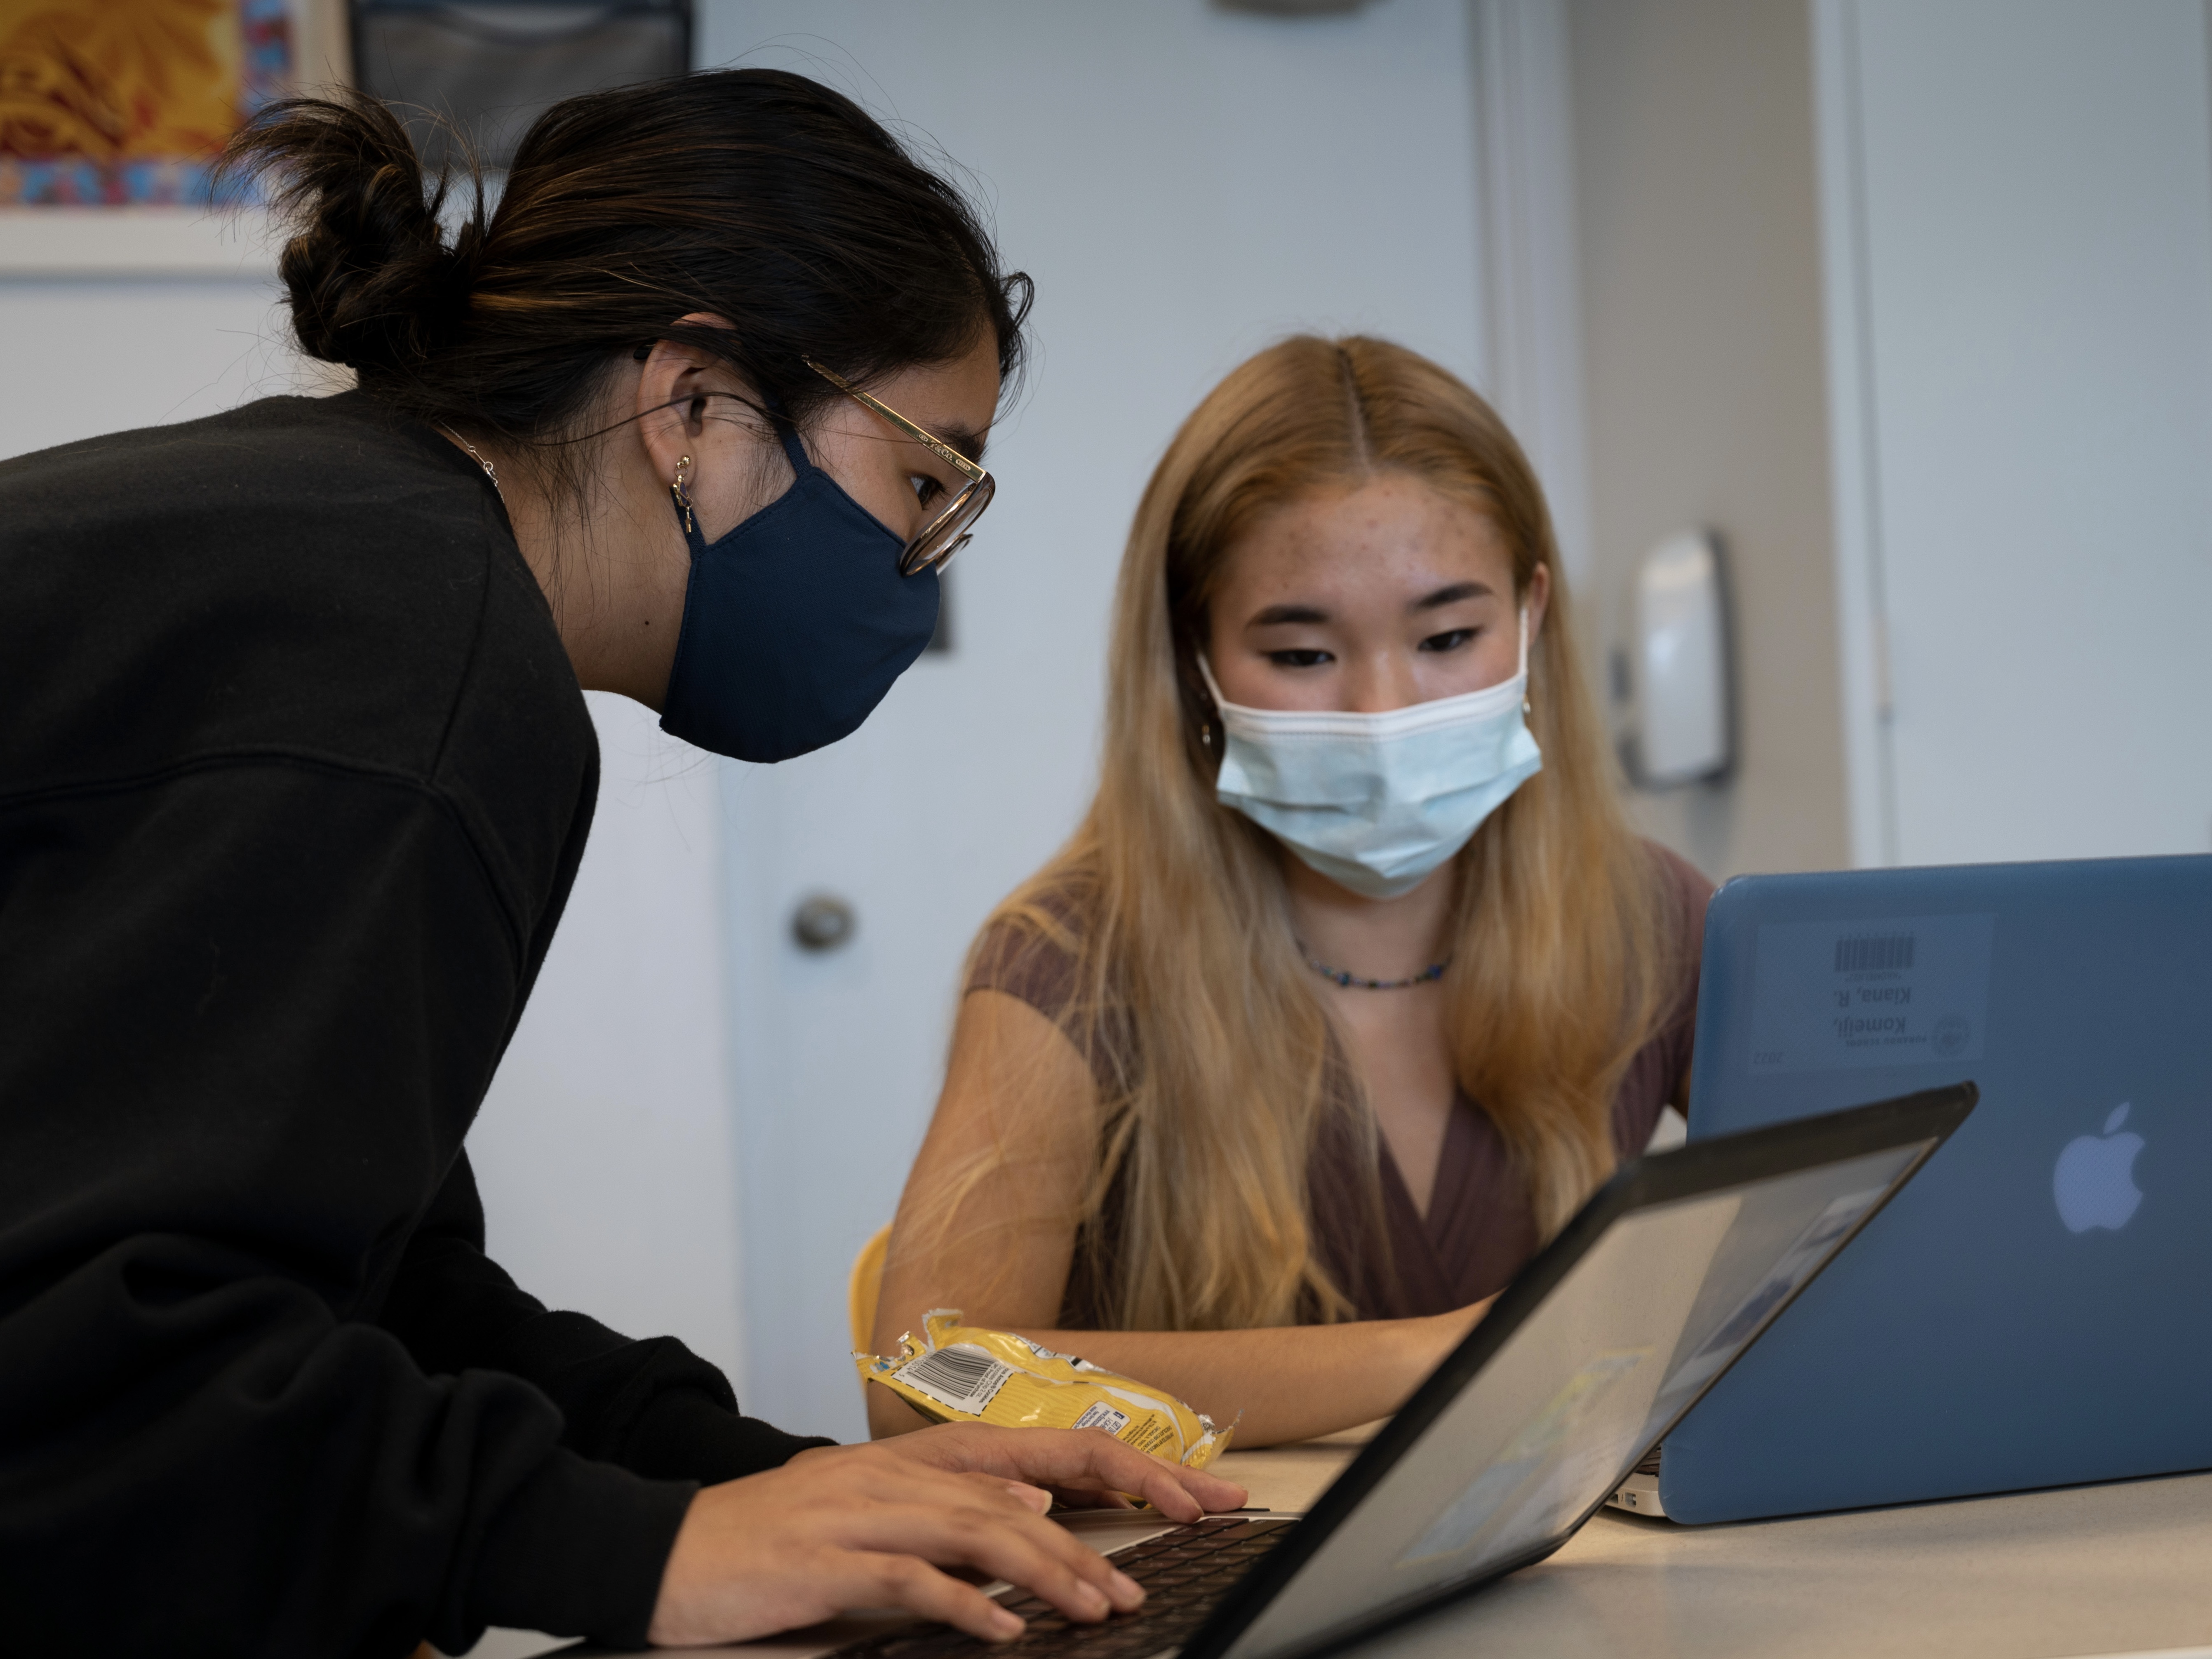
[1223, 1436, 2212, 1659]
[460, 1436, 2212, 1659]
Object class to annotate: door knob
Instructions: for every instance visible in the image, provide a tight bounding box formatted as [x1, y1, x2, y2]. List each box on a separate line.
[791, 893, 857, 952]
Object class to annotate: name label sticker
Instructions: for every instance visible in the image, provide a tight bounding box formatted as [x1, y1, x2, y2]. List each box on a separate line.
[1747, 913, 1995, 1074]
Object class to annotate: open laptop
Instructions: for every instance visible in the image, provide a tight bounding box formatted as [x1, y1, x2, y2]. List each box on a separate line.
[1617, 854, 2212, 1527]
[583, 1083, 1970, 1659]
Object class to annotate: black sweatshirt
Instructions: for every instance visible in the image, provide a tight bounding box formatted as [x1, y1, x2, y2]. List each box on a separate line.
[0, 393, 826, 1656]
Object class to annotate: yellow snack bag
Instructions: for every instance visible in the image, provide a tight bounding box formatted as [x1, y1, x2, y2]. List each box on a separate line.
[857, 1309, 1231, 1470]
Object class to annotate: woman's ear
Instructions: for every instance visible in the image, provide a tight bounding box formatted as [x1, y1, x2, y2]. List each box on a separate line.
[1524, 561, 1552, 639]
[632, 311, 754, 493]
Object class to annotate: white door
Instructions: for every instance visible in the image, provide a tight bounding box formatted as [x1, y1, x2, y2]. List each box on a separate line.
[1816, 0, 2212, 867]
[701, 0, 1494, 1438]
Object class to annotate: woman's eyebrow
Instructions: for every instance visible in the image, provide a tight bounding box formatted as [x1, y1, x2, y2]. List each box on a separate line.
[1248, 602, 1331, 627]
[1413, 580, 1492, 611]
[936, 424, 987, 465]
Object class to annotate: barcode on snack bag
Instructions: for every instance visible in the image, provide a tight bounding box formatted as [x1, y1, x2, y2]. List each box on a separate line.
[1072, 1401, 1131, 1436]
[894, 1343, 1014, 1414]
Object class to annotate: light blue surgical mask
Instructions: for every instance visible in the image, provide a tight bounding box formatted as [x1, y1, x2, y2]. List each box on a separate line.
[1198, 613, 1542, 900]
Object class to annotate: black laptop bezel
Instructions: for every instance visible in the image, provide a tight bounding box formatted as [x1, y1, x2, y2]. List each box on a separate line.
[1175, 1081, 1978, 1659]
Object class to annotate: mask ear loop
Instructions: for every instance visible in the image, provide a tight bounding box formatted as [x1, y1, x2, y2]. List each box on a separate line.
[671, 392, 817, 540]
[1518, 607, 1533, 717]
[1194, 652, 1232, 709]
[757, 389, 819, 480]
[1191, 653, 1226, 751]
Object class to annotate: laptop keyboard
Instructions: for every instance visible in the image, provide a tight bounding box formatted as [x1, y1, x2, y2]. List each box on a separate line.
[828, 1516, 1297, 1658]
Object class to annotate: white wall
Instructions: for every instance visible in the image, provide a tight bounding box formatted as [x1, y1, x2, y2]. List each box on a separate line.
[0, 219, 303, 456]
[1815, 0, 2212, 866]
[700, 0, 1493, 1438]
[1472, 0, 1596, 592]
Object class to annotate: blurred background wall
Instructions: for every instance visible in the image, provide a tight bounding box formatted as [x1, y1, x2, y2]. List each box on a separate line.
[1808, 0, 2212, 869]
[1569, 0, 1849, 880]
[4, 0, 2208, 1442]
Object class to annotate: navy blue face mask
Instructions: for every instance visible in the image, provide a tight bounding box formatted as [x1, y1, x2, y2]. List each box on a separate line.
[658, 413, 940, 762]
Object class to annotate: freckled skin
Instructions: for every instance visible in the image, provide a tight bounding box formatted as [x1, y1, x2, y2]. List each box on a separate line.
[1205, 474, 1547, 715]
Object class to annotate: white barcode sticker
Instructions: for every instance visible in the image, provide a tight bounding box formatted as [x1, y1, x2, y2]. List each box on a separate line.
[1747, 912, 1993, 1074]
[894, 1342, 1015, 1415]
[1072, 1401, 1131, 1436]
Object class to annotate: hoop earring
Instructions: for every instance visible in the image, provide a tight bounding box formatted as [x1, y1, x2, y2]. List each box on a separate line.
[671, 454, 694, 534]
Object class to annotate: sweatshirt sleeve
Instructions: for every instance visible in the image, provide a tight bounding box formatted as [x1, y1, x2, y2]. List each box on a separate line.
[379, 1154, 835, 1484]
[0, 760, 691, 1658]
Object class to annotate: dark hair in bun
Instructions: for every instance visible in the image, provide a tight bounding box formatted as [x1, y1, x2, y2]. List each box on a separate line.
[219, 70, 1031, 453]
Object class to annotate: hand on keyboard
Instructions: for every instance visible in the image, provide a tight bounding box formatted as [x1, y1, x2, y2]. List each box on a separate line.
[646, 1425, 1248, 1647]
[833, 1516, 1299, 1657]
[872, 1422, 1246, 1519]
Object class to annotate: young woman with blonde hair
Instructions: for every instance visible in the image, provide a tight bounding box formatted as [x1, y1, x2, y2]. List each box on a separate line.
[870, 335, 1709, 1446]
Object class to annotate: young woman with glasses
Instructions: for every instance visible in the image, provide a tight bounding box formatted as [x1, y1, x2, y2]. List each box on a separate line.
[870, 335, 1711, 1450]
[0, 72, 1236, 1657]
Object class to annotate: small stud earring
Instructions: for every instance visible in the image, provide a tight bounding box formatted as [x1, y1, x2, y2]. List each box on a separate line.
[671, 454, 694, 533]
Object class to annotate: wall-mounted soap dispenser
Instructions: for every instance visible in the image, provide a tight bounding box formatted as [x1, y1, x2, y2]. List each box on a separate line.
[1616, 529, 1735, 790]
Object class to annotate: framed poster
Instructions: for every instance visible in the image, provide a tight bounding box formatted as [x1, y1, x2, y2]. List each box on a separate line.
[0, 0, 354, 273]
[0, 0, 300, 207]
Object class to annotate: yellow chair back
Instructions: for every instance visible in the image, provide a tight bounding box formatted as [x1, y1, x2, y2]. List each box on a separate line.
[849, 1221, 892, 1360]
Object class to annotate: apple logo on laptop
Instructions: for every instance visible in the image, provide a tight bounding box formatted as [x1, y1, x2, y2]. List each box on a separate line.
[2052, 1103, 2145, 1233]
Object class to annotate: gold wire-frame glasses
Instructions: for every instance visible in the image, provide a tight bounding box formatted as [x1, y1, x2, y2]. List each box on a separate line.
[806, 358, 995, 576]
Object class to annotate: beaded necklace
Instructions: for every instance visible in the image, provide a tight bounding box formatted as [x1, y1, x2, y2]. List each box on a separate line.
[1300, 949, 1451, 991]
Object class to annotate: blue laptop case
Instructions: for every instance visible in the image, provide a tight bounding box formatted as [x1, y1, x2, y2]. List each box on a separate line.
[1663, 854, 2212, 1524]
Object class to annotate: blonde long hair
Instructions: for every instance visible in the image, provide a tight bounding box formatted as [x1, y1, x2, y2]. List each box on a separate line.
[967, 336, 1674, 1331]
